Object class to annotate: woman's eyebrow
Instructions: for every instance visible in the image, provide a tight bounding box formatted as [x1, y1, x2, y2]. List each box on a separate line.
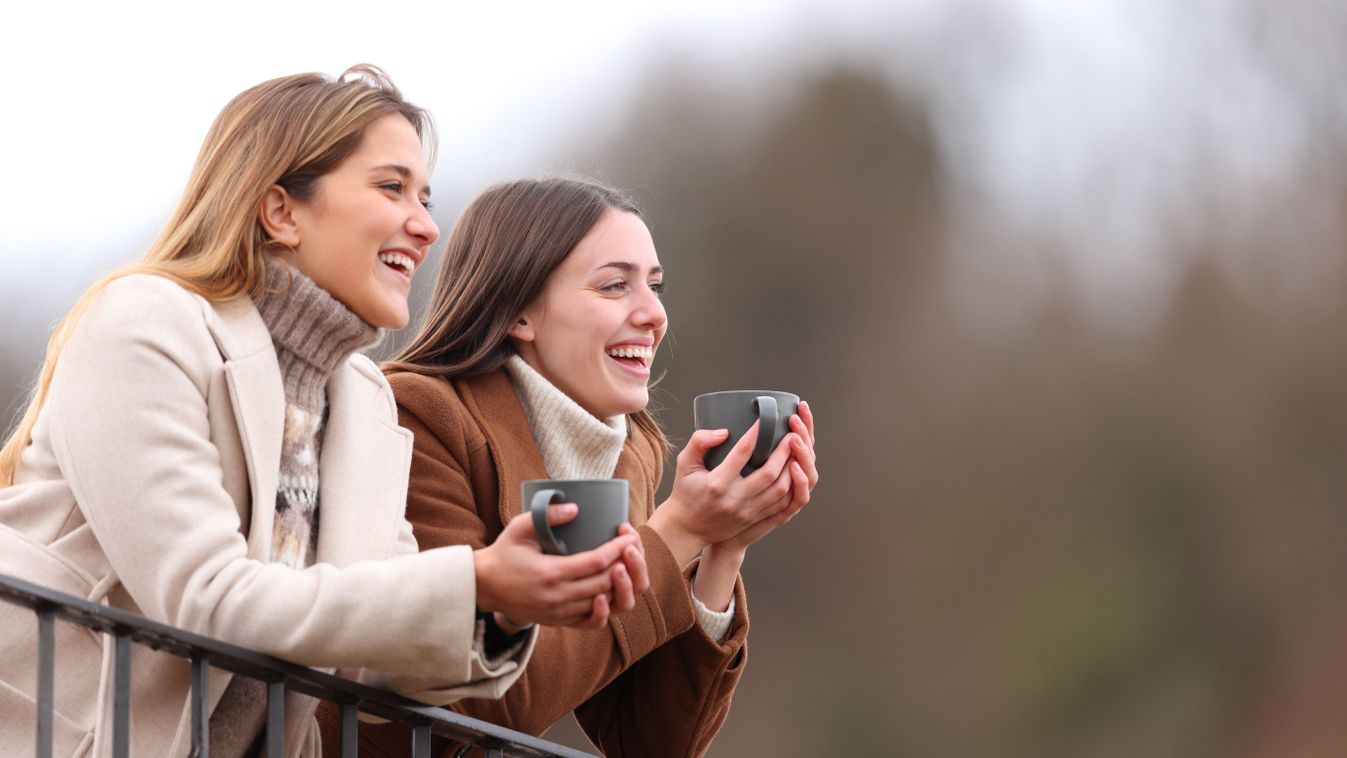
[593, 261, 663, 275]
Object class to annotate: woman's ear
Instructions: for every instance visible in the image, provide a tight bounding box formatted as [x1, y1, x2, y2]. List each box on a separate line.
[507, 316, 535, 343]
[258, 185, 302, 248]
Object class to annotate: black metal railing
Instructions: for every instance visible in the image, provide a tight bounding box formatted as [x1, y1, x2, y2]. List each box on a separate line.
[0, 571, 594, 758]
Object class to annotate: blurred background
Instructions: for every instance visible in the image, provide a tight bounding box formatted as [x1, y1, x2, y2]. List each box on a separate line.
[5, 1, 1347, 755]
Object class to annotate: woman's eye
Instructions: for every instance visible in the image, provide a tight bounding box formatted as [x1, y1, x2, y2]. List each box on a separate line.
[650, 282, 666, 297]
[379, 181, 405, 194]
[601, 281, 629, 293]
[421, 199, 434, 211]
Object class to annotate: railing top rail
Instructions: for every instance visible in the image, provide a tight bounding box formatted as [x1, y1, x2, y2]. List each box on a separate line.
[0, 571, 594, 758]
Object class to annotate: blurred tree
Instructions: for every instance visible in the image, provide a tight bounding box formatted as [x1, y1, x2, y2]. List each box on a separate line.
[552, 35, 1347, 757]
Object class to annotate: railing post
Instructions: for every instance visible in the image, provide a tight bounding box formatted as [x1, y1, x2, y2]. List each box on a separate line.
[340, 702, 358, 758]
[112, 631, 132, 758]
[36, 609, 55, 758]
[190, 655, 209, 757]
[266, 680, 285, 757]
[411, 724, 432, 758]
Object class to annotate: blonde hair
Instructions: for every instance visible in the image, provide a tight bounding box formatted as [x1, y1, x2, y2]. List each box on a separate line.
[0, 64, 434, 485]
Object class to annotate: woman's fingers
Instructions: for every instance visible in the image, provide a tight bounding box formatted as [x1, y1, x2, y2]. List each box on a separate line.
[613, 523, 650, 596]
[622, 543, 650, 597]
[543, 502, 581, 526]
[740, 431, 797, 493]
[577, 593, 611, 629]
[783, 460, 810, 520]
[555, 595, 609, 623]
[552, 562, 619, 601]
[676, 428, 732, 474]
[498, 506, 577, 550]
[610, 562, 635, 613]
[713, 421, 762, 476]
[789, 434, 819, 489]
[552, 532, 639, 581]
[791, 400, 815, 447]
[742, 456, 796, 522]
[482, 516, 650, 627]
[498, 510, 540, 543]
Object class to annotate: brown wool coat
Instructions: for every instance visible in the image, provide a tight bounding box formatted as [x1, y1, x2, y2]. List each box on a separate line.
[316, 369, 749, 757]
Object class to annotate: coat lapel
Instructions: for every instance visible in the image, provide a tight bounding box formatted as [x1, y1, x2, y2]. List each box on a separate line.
[314, 362, 413, 565]
[461, 370, 656, 528]
[209, 296, 285, 562]
[612, 439, 653, 527]
[459, 372, 549, 529]
[205, 294, 413, 566]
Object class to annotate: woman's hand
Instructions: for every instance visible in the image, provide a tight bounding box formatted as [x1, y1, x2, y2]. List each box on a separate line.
[717, 399, 819, 553]
[602, 523, 651, 611]
[690, 401, 818, 612]
[689, 459, 809, 618]
[473, 504, 642, 629]
[718, 459, 812, 552]
[788, 400, 818, 492]
[648, 420, 802, 567]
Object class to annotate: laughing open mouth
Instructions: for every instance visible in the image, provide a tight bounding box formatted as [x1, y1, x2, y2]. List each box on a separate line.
[606, 345, 653, 368]
[378, 251, 415, 276]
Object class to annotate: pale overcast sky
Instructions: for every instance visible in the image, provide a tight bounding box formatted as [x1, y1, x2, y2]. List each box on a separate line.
[1, 0, 916, 320]
[3, 0, 1340, 332]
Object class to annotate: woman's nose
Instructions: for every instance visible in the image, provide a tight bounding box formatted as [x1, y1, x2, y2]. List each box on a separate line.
[633, 287, 667, 329]
[408, 203, 439, 247]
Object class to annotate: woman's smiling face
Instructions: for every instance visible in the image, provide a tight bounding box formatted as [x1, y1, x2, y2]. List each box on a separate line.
[282, 113, 439, 329]
[510, 208, 668, 419]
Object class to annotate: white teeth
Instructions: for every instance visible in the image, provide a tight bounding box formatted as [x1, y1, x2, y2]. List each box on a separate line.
[378, 252, 415, 274]
[606, 345, 653, 362]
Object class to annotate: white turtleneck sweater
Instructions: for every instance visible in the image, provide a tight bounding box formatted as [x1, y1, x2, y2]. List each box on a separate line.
[504, 356, 733, 641]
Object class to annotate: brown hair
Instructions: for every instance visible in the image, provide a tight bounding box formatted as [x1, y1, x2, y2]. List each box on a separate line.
[0, 64, 433, 485]
[385, 177, 670, 457]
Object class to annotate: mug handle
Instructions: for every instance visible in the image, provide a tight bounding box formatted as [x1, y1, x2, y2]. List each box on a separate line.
[749, 396, 778, 468]
[528, 489, 568, 555]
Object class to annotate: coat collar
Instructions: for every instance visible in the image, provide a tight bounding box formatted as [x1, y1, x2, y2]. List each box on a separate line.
[457, 369, 653, 529]
[203, 294, 411, 565]
[313, 359, 412, 563]
[458, 371, 549, 529]
[209, 295, 284, 561]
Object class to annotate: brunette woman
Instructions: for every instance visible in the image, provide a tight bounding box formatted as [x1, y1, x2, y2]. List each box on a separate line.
[331, 177, 818, 756]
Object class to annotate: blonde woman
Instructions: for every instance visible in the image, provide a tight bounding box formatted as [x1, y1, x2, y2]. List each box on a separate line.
[0, 69, 642, 757]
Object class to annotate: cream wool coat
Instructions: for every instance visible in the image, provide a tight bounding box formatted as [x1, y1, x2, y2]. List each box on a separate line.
[0, 275, 533, 757]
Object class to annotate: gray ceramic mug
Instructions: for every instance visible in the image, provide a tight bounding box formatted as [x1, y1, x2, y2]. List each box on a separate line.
[694, 390, 801, 475]
[522, 479, 630, 555]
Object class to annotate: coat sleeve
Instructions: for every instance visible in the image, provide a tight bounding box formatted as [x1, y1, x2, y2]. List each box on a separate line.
[351, 381, 749, 757]
[45, 276, 527, 697]
[568, 437, 749, 758]
[574, 570, 748, 758]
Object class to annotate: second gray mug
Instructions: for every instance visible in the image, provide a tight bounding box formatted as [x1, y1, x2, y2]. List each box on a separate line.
[694, 390, 800, 475]
[522, 479, 630, 555]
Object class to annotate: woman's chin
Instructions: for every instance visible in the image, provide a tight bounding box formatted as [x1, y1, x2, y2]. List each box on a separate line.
[618, 390, 650, 416]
